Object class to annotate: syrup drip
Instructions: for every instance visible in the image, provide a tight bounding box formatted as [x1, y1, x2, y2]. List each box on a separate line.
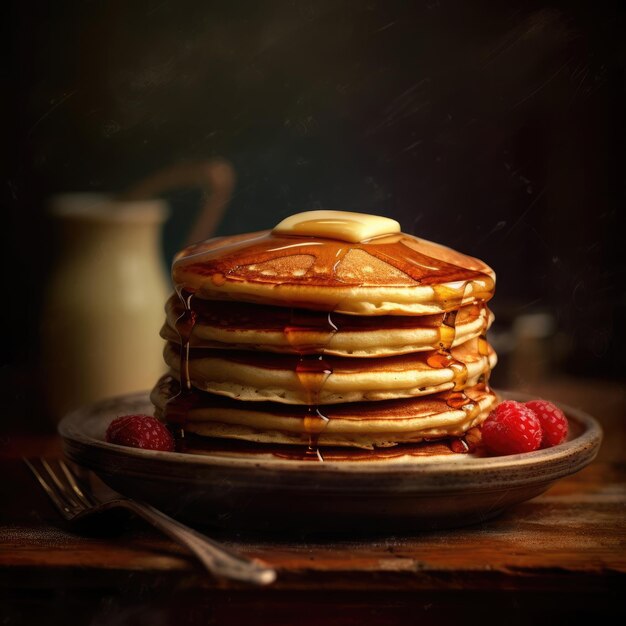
[428, 310, 468, 391]
[165, 288, 197, 445]
[476, 332, 492, 393]
[432, 281, 472, 311]
[425, 349, 478, 420]
[284, 311, 339, 353]
[285, 309, 338, 461]
[446, 390, 475, 410]
[175, 289, 195, 392]
[438, 309, 459, 351]
[296, 357, 332, 460]
[427, 291, 484, 423]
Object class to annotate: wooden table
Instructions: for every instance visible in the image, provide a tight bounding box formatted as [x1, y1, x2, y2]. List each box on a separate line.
[1, 378, 625, 625]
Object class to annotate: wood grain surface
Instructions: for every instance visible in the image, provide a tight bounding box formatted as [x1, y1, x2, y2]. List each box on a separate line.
[1, 377, 624, 625]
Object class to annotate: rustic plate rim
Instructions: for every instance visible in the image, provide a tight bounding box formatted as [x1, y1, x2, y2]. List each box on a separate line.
[58, 389, 603, 477]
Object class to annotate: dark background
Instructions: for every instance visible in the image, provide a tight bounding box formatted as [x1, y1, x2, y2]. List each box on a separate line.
[3, 0, 625, 423]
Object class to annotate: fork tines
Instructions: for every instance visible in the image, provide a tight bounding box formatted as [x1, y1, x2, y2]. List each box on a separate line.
[24, 458, 96, 520]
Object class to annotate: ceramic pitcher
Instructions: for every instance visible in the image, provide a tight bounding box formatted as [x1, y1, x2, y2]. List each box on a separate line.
[41, 160, 235, 419]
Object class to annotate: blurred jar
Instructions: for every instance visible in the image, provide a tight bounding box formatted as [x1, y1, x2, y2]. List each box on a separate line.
[41, 194, 170, 420]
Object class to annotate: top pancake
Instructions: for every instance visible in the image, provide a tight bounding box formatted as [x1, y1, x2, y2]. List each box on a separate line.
[173, 229, 495, 315]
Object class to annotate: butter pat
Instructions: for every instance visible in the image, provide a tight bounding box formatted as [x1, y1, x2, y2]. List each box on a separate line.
[272, 210, 400, 243]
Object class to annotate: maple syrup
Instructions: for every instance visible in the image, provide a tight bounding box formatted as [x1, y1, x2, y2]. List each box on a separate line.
[286, 308, 338, 460]
[164, 288, 197, 438]
[438, 310, 458, 350]
[427, 298, 490, 424]
[432, 281, 470, 311]
[172, 231, 494, 296]
[426, 350, 469, 391]
[475, 309, 492, 393]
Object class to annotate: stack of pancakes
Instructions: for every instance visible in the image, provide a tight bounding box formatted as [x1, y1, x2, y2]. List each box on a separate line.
[151, 211, 497, 457]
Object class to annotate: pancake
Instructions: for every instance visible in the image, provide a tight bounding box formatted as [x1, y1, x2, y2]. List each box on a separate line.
[151, 374, 497, 449]
[162, 337, 497, 404]
[161, 295, 494, 356]
[172, 229, 495, 316]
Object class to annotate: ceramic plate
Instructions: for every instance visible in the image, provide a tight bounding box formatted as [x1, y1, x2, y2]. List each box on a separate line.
[59, 391, 602, 532]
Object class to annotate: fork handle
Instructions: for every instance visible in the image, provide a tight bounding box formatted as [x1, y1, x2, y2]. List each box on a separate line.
[117, 500, 276, 585]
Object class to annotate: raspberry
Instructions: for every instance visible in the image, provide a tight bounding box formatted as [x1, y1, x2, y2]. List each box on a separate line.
[525, 400, 568, 448]
[105, 414, 174, 452]
[482, 400, 542, 455]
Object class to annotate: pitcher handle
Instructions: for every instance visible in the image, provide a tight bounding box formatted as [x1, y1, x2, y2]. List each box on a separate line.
[121, 159, 235, 244]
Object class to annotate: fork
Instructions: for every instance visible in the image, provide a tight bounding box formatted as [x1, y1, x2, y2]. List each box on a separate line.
[24, 457, 276, 585]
